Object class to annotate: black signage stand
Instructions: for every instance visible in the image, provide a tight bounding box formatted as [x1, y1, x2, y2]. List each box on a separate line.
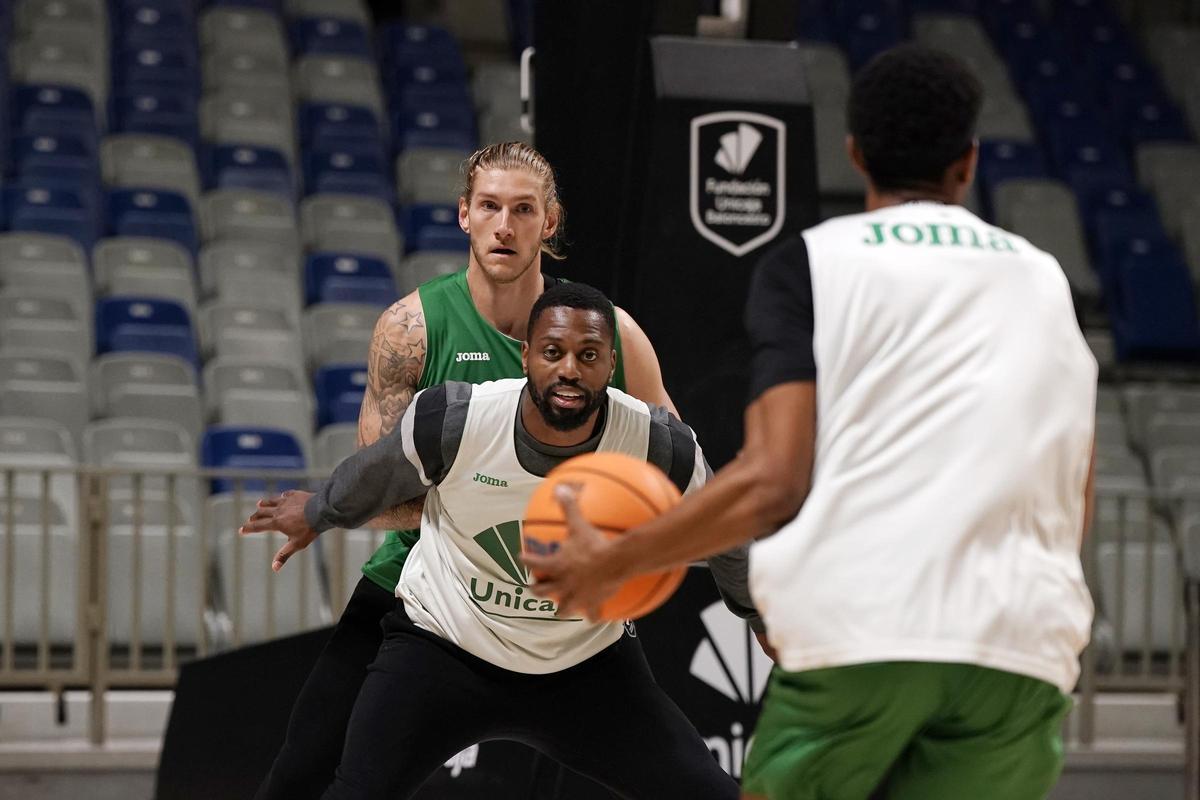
[622, 36, 819, 470]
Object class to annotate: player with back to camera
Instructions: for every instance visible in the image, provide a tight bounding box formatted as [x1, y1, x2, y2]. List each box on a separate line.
[527, 44, 1099, 800]
[242, 282, 745, 799]
[252, 142, 766, 799]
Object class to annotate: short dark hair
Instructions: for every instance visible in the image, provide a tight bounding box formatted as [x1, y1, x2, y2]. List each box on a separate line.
[848, 44, 983, 191]
[527, 282, 617, 343]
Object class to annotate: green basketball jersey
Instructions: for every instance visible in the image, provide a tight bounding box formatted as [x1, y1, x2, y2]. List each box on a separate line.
[360, 269, 628, 592]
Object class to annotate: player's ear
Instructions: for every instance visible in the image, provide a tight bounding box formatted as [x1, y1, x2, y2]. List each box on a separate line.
[458, 196, 470, 234]
[609, 348, 617, 382]
[521, 341, 529, 375]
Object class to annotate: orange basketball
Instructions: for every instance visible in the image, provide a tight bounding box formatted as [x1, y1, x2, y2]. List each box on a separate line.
[522, 452, 686, 621]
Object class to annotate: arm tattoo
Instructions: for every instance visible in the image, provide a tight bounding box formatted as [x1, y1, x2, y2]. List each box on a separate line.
[359, 301, 427, 446]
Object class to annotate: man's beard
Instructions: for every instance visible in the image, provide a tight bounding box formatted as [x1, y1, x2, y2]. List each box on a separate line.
[471, 239, 537, 284]
[527, 381, 606, 432]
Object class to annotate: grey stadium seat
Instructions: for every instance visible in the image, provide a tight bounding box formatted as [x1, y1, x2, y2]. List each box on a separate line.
[200, 302, 304, 369]
[300, 194, 401, 272]
[10, 40, 107, 121]
[90, 352, 203, 445]
[0, 417, 80, 643]
[1145, 412, 1200, 457]
[105, 496, 202, 647]
[1123, 384, 1200, 450]
[1143, 25, 1200, 105]
[198, 239, 300, 302]
[200, 7, 289, 63]
[479, 108, 529, 148]
[794, 44, 851, 106]
[1183, 205, 1200, 278]
[208, 494, 328, 645]
[293, 55, 384, 118]
[100, 134, 202, 206]
[83, 417, 200, 538]
[285, 0, 371, 23]
[1094, 450, 1147, 493]
[208, 267, 303, 324]
[398, 251, 463, 293]
[1085, 329, 1115, 373]
[1096, 541, 1186, 652]
[1094, 410, 1131, 455]
[975, 93, 1035, 143]
[472, 63, 520, 117]
[204, 359, 314, 458]
[0, 289, 90, 365]
[993, 179, 1098, 302]
[315, 422, 358, 470]
[0, 493, 78, 643]
[201, 89, 296, 165]
[0, 350, 88, 448]
[202, 48, 290, 94]
[1136, 142, 1200, 238]
[201, 189, 300, 251]
[396, 147, 470, 206]
[0, 233, 92, 320]
[1150, 446, 1200, 493]
[94, 237, 198, 313]
[303, 303, 377, 369]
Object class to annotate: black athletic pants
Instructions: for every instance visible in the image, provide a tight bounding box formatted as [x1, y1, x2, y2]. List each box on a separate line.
[322, 601, 739, 800]
[255, 576, 395, 800]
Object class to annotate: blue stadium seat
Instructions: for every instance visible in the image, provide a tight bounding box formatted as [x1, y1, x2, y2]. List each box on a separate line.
[402, 203, 468, 253]
[114, 47, 201, 99]
[837, 6, 905, 70]
[12, 85, 97, 151]
[795, 0, 838, 41]
[299, 103, 382, 153]
[200, 426, 306, 495]
[1094, 224, 1172, 288]
[5, 186, 99, 250]
[95, 297, 199, 367]
[1105, 242, 1200, 361]
[291, 17, 372, 57]
[380, 23, 462, 61]
[1082, 186, 1160, 241]
[117, 4, 195, 47]
[304, 252, 397, 306]
[394, 107, 477, 152]
[1118, 99, 1192, 148]
[107, 188, 198, 253]
[111, 90, 200, 148]
[1091, 57, 1164, 121]
[313, 364, 368, 428]
[389, 83, 474, 115]
[303, 150, 392, 200]
[976, 141, 1047, 214]
[208, 145, 293, 198]
[11, 134, 100, 195]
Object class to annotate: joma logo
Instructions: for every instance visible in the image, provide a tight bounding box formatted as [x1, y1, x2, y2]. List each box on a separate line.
[473, 472, 508, 487]
[455, 351, 491, 362]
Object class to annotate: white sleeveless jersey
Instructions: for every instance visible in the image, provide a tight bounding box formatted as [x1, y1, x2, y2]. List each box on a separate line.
[398, 378, 654, 674]
[750, 202, 1097, 693]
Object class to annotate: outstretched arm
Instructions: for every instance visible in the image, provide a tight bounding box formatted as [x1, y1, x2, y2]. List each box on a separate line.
[357, 292, 428, 530]
[242, 393, 440, 571]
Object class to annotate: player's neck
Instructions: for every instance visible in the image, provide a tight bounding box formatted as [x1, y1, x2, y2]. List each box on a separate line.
[519, 392, 601, 448]
[865, 185, 959, 211]
[466, 260, 545, 340]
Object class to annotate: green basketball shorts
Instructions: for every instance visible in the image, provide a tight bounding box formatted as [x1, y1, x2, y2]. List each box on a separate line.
[741, 660, 1072, 800]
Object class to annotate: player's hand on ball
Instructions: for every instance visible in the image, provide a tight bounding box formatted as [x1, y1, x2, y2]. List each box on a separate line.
[239, 489, 318, 573]
[524, 484, 627, 621]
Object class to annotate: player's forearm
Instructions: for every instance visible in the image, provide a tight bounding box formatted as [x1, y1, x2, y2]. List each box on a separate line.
[363, 500, 424, 531]
[610, 453, 804, 579]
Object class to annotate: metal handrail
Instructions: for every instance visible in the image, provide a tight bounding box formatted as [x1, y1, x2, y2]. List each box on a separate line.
[1, 466, 1197, 764]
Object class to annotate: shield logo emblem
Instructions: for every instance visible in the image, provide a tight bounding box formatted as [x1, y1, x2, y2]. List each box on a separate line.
[690, 111, 787, 257]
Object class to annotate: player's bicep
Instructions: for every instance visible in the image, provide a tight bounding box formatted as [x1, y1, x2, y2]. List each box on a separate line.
[357, 295, 427, 448]
[615, 307, 679, 417]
